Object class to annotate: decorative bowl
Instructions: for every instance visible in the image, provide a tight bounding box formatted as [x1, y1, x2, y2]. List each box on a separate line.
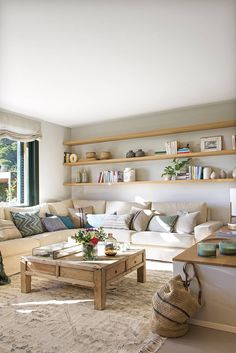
[86, 152, 96, 159]
[100, 151, 111, 160]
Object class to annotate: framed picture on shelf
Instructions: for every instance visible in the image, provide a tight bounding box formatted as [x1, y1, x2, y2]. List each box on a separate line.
[200, 136, 222, 152]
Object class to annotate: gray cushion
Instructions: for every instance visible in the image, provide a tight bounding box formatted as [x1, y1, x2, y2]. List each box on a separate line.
[130, 207, 153, 231]
[42, 216, 67, 232]
[147, 215, 178, 233]
[11, 210, 44, 238]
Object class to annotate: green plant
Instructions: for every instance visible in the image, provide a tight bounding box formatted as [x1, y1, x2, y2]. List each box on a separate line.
[72, 227, 107, 245]
[161, 158, 192, 178]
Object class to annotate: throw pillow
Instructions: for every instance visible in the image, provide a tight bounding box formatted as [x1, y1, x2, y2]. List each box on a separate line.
[42, 216, 67, 232]
[101, 214, 134, 230]
[175, 211, 200, 234]
[147, 215, 178, 233]
[46, 213, 75, 229]
[11, 210, 44, 237]
[0, 219, 22, 241]
[130, 207, 153, 231]
[85, 212, 117, 229]
[68, 206, 93, 228]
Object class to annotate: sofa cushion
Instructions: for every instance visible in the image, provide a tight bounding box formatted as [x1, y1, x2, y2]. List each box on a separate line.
[131, 231, 195, 249]
[175, 211, 200, 234]
[102, 228, 135, 243]
[46, 213, 75, 229]
[0, 237, 40, 257]
[68, 206, 93, 228]
[32, 229, 77, 246]
[48, 199, 73, 216]
[102, 214, 133, 230]
[105, 201, 151, 215]
[11, 211, 44, 237]
[130, 208, 153, 231]
[0, 219, 22, 241]
[147, 215, 178, 232]
[0, 207, 5, 220]
[4, 203, 50, 221]
[42, 216, 67, 232]
[151, 202, 207, 225]
[72, 199, 106, 214]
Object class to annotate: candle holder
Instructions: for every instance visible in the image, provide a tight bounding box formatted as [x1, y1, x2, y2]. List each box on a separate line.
[197, 242, 217, 257]
[219, 241, 236, 255]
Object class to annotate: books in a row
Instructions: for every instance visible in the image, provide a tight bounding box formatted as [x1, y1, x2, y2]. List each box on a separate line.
[188, 165, 203, 180]
[98, 170, 123, 183]
[165, 140, 180, 154]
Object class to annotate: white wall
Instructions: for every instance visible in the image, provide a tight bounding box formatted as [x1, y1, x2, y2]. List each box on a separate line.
[39, 121, 71, 202]
[70, 100, 236, 223]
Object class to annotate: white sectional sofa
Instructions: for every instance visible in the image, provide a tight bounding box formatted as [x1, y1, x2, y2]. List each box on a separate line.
[0, 199, 223, 275]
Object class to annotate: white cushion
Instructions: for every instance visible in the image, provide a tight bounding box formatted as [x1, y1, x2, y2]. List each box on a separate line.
[0, 219, 22, 241]
[151, 202, 207, 225]
[32, 229, 77, 246]
[87, 214, 109, 228]
[148, 215, 178, 232]
[102, 228, 135, 243]
[48, 199, 73, 216]
[131, 231, 195, 249]
[4, 203, 50, 221]
[72, 199, 106, 214]
[0, 207, 5, 220]
[102, 214, 133, 230]
[105, 201, 151, 215]
[175, 211, 200, 234]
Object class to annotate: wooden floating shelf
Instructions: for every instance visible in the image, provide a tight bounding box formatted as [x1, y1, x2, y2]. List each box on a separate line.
[64, 150, 236, 166]
[64, 178, 236, 186]
[64, 120, 236, 146]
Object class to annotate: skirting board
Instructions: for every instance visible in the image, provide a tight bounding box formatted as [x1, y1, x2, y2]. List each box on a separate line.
[190, 318, 236, 334]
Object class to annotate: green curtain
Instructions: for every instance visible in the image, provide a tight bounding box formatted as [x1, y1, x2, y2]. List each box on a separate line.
[27, 140, 39, 206]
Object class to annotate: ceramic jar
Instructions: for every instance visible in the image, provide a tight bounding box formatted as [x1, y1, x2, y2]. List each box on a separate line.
[232, 167, 236, 179]
[123, 168, 136, 182]
[100, 151, 111, 160]
[219, 170, 227, 179]
[86, 152, 96, 159]
[203, 167, 212, 180]
[135, 149, 145, 157]
[210, 171, 217, 179]
[76, 169, 81, 183]
[126, 150, 135, 158]
[81, 169, 88, 183]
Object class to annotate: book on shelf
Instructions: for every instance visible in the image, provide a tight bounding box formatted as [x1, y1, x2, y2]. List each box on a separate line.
[188, 165, 203, 180]
[177, 147, 191, 154]
[98, 170, 123, 183]
[165, 140, 180, 155]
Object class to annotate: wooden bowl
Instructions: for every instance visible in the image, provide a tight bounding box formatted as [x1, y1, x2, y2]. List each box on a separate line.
[86, 152, 96, 159]
[100, 151, 111, 160]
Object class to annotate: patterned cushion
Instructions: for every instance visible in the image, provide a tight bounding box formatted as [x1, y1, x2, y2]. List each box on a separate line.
[130, 208, 153, 231]
[68, 206, 93, 228]
[46, 213, 75, 229]
[42, 216, 67, 232]
[147, 215, 178, 233]
[11, 211, 44, 237]
[0, 219, 22, 241]
[101, 214, 134, 230]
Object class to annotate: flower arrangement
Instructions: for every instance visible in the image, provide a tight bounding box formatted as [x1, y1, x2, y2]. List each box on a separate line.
[72, 228, 107, 260]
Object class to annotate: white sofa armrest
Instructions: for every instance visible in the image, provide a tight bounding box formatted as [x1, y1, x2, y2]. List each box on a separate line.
[194, 221, 223, 242]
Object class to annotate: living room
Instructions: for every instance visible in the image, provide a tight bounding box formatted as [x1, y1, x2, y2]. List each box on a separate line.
[0, 1, 236, 353]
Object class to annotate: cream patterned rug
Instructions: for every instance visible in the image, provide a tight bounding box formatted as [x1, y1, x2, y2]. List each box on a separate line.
[0, 270, 171, 353]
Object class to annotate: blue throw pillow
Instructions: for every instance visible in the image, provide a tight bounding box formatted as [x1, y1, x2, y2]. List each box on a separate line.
[46, 213, 75, 229]
[42, 216, 67, 232]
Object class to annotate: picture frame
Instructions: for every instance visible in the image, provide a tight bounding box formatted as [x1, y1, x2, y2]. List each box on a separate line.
[200, 136, 222, 152]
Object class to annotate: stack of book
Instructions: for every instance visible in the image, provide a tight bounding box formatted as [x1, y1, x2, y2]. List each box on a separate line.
[176, 172, 191, 180]
[165, 140, 180, 154]
[177, 147, 191, 154]
[188, 165, 203, 180]
[98, 170, 123, 183]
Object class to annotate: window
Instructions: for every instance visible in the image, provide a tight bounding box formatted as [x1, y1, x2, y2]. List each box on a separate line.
[0, 138, 28, 205]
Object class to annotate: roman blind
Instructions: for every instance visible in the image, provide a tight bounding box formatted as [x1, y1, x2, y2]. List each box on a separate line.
[0, 109, 42, 142]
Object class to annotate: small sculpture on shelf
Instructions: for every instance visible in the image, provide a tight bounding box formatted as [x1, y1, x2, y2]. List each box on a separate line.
[135, 149, 145, 157]
[126, 150, 135, 158]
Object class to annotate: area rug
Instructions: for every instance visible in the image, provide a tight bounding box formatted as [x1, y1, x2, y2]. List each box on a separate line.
[0, 270, 171, 353]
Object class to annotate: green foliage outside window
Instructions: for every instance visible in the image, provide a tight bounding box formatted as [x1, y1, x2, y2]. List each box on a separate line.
[0, 138, 17, 202]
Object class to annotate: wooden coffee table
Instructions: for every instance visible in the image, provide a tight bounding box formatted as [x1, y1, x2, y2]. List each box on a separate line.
[21, 248, 146, 310]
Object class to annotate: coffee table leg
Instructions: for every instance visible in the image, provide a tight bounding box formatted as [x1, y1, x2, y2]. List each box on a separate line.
[137, 252, 146, 283]
[94, 269, 106, 310]
[21, 260, 31, 293]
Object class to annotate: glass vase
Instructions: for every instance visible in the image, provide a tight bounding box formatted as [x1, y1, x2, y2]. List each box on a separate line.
[82, 243, 98, 261]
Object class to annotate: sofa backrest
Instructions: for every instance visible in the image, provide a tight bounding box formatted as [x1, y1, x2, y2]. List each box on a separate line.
[105, 200, 151, 215]
[0, 207, 5, 220]
[4, 204, 50, 220]
[72, 199, 106, 214]
[151, 202, 208, 225]
[48, 199, 73, 216]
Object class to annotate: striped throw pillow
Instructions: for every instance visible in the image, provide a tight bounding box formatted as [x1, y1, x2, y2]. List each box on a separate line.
[101, 214, 134, 230]
[68, 206, 93, 228]
[0, 219, 22, 241]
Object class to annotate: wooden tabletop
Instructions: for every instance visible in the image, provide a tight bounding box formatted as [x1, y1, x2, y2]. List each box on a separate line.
[173, 236, 236, 268]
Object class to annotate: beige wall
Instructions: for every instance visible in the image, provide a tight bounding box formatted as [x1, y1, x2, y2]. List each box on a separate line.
[39, 121, 71, 202]
[70, 100, 236, 223]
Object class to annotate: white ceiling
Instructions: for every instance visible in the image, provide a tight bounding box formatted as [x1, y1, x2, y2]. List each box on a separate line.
[0, 0, 235, 127]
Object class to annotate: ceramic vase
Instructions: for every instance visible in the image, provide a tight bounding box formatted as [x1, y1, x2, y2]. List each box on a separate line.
[219, 170, 227, 179]
[210, 171, 217, 179]
[126, 150, 135, 158]
[203, 167, 212, 180]
[232, 167, 236, 179]
[135, 149, 145, 157]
